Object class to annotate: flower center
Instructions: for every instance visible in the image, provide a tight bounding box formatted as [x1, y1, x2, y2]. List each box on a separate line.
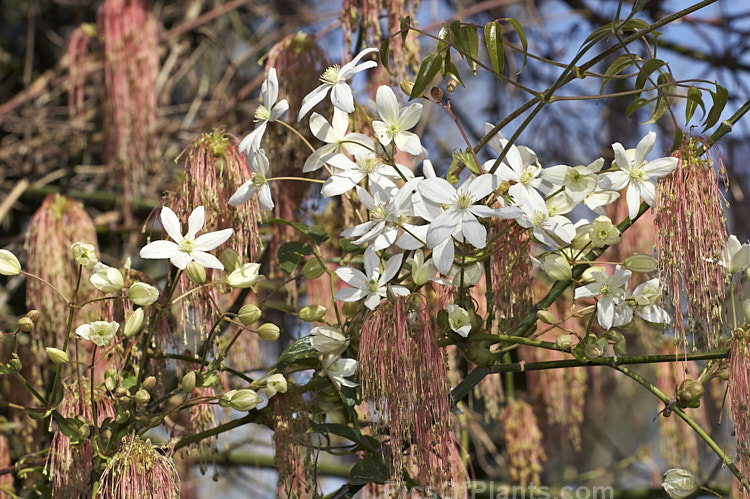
[519, 169, 535, 185]
[252, 175, 266, 186]
[179, 238, 195, 254]
[357, 156, 382, 174]
[320, 65, 341, 85]
[600, 283, 611, 296]
[532, 211, 548, 226]
[453, 191, 474, 210]
[367, 278, 380, 293]
[254, 105, 271, 121]
[628, 167, 646, 181]
[370, 205, 388, 221]
[388, 123, 401, 137]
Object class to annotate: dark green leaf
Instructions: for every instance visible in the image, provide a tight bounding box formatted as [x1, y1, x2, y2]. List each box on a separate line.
[635, 58, 666, 91]
[399, 16, 410, 43]
[685, 86, 705, 123]
[507, 18, 528, 73]
[460, 25, 479, 74]
[410, 53, 441, 100]
[642, 71, 674, 124]
[625, 97, 649, 118]
[703, 83, 728, 131]
[277, 241, 313, 274]
[339, 238, 361, 254]
[484, 22, 504, 76]
[308, 423, 378, 450]
[349, 453, 389, 485]
[442, 55, 464, 87]
[265, 218, 329, 245]
[600, 54, 643, 94]
[437, 25, 450, 53]
[631, 0, 650, 14]
[379, 38, 390, 71]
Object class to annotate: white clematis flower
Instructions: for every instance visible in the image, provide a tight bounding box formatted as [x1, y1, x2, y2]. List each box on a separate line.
[574, 265, 632, 330]
[239, 68, 289, 153]
[304, 108, 373, 172]
[76, 320, 119, 347]
[322, 355, 359, 390]
[139, 206, 233, 270]
[600, 132, 678, 220]
[298, 47, 378, 120]
[719, 234, 750, 274]
[310, 326, 349, 356]
[446, 304, 472, 337]
[90, 262, 124, 293]
[334, 249, 409, 310]
[372, 85, 424, 155]
[229, 150, 275, 210]
[320, 152, 412, 198]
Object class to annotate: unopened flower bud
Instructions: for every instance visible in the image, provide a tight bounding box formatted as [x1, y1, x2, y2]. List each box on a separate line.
[624, 253, 659, 273]
[114, 387, 129, 399]
[676, 379, 704, 409]
[662, 468, 698, 499]
[238, 304, 262, 325]
[299, 304, 326, 322]
[743, 299, 750, 325]
[181, 371, 197, 393]
[105, 377, 116, 391]
[583, 343, 604, 359]
[220, 249, 242, 273]
[142, 376, 156, 390]
[541, 254, 572, 281]
[466, 344, 495, 367]
[256, 323, 280, 342]
[342, 301, 361, 318]
[134, 389, 151, 405]
[26, 310, 40, 322]
[78, 424, 90, 439]
[123, 308, 145, 338]
[555, 334, 574, 349]
[129, 282, 159, 306]
[430, 87, 444, 101]
[90, 262, 124, 293]
[227, 263, 264, 288]
[400, 81, 415, 97]
[446, 77, 458, 94]
[185, 261, 206, 284]
[17, 317, 33, 332]
[46, 347, 69, 365]
[219, 390, 237, 408]
[301, 258, 326, 279]
[537, 310, 557, 325]
[0, 249, 22, 276]
[230, 388, 262, 411]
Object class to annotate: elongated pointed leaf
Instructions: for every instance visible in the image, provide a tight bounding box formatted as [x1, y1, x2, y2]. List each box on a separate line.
[265, 218, 329, 245]
[484, 21, 505, 76]
[400, 16, 410, 43]
[642, 72, 675, 124]
[600, 54, 643, 94]
[442, 53, 464, 87]
[635, 58, 666, 92]
[625, 97, 650, 118]
[507, 18, 528, 73]
[410, 53, 441, 100]
[379, 37, 390, 71]
[278, 241, 313, 274]
[703, 83, 728, 131]
[685, 86, 705, 123]
[460, 25, 479, 74]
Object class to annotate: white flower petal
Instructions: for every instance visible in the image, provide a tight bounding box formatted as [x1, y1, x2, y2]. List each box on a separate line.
[376, 86, 400, 124]
[140, 240, 178, 260]
[186, 206, 205, 240]
[170, 251, 193, 270]
[191, 251, 225, 270]
[298, 84, 330, 121]
[394, 130, 423, 155]
[228, 181, 258, 206]
[160, 206, 183, 243]
[331, 83, 354, 113]
[195, 228, 233, 251]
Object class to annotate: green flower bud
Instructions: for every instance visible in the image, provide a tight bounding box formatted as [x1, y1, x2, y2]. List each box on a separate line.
[90, 263, 124, 293]
[123, 308, 145, 338]
[299, 304, 326, 322]
[129, 282, 159, 306]
[662, 469, 698, 499]
[466, 344, 495, 367]
[256, 323, 280, 342]
[69, 242, 98, 269]
[185, 261, 206, 284]
[8, 354, 21, 372]
[181, 371, 197, 393]
[537, 310, 557, 325]
[265, 373, 288, 398]
[400, 81, 415, 97]
[238, 304, 262, 325]
[583, 343, 604, 360]
[676, 379, 704, 409]
[78, 424, 90, 439]
[301, 258, 326, 279]
[0, 249, 22, 276]
[555, 334, 574, 350]
[17, 317, 33, 332]
[230, 388, 262, 411]
[220, 249, 242, 273]
[26, 310, 40, 322]
[541, 254, 572, 281]
[624, 253, 659, 273]
[219, 390, 237, 408]
[142, 376, 156, 390]
[134, 389, 151, 405]
[46, 347, 69, 365]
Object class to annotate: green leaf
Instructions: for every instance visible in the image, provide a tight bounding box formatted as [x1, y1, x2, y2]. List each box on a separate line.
[399, 16, 410, 43]
[339, 238, 361, 254]
[507, 18, 528, 73]
[309, 423, 378, 451]
[277, 241, 313, 274]
[635, 58, 666, 92]
[454, 149, 480, 176]
[703, 83, 728, 131]
[460, 25, 479, 74]
[625, 97, 649, 118]
[265, 218, 329, 245]
[442, 54, 464, 87]
[685, 86, 705, 123]
[437, 25, 450, 53]
[379, 38, 390, 71]
[410, 53, 441, 100]
[600, 54, 643, 94]
[631, 0, 650, 14]
[584, 22, 615, 46]
[277, 336, 319, 373]
[642, 71, 674, 125]
[484, 22, 505, 76]
[349, 453, 389, 485]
